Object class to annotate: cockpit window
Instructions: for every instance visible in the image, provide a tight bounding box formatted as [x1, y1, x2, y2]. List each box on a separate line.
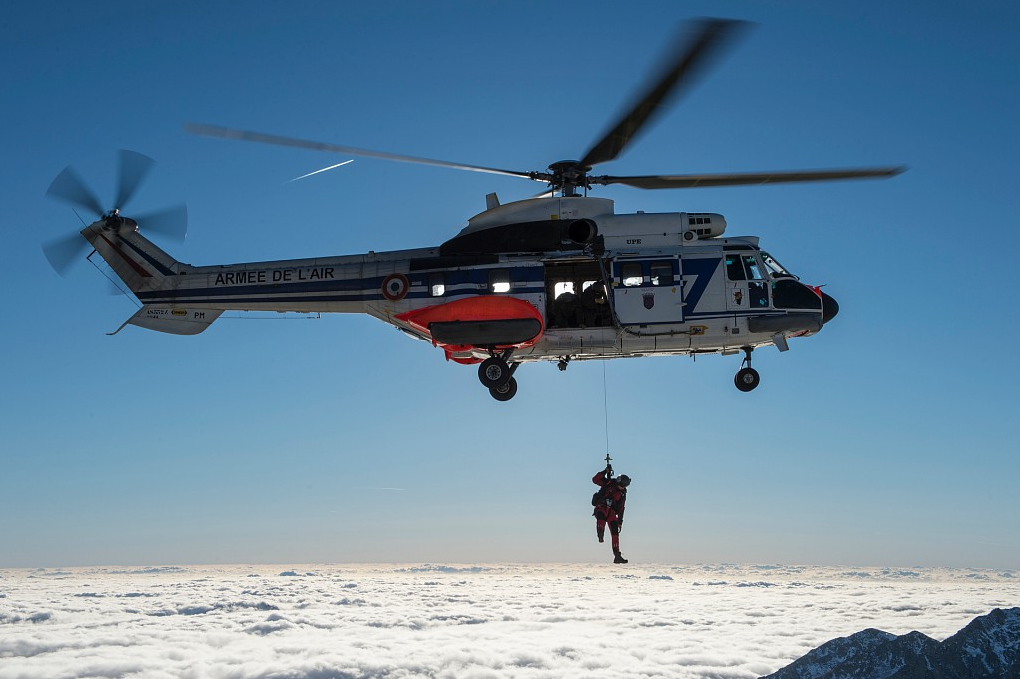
[725, 255, 746, 281]
[743, 255, 765, 281]
[761, 251, 797, 279]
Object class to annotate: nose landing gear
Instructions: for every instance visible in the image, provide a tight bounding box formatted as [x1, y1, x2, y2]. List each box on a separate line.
[734, 347, 760, 392]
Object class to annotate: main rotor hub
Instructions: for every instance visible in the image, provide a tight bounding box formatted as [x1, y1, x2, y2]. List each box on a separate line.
[547, 160, 593, 196]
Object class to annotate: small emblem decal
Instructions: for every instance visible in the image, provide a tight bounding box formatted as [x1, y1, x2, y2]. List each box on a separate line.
[643, 293, 655, 310]
[381, 273, 410, 301]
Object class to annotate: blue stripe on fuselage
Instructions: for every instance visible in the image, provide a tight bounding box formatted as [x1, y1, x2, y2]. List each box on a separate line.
[137, 269, 546, 304]
[680, 257, 720, 314]
[137, 287, 547, 305]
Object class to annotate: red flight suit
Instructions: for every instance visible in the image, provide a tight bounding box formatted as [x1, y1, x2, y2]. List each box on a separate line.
[592, 469, 628, 562]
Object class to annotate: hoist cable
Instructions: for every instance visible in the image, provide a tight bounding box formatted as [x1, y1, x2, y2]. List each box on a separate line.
[602, 330, 610, 456]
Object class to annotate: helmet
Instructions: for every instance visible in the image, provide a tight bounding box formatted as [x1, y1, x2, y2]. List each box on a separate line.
[617, 474, 631, 487]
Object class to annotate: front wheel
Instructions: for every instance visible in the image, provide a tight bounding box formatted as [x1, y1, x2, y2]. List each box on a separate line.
[489, 377, 518, 401]
[734, 367, 760, 392]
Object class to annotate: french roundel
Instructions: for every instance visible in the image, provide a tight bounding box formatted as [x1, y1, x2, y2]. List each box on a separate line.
[381, 273, 409, 301]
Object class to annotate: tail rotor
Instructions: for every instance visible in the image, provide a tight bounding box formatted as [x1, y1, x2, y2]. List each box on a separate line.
[43, 150, 187, 276]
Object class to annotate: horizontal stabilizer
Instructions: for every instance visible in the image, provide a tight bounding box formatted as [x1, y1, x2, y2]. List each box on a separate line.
[113, 305, 223, 335]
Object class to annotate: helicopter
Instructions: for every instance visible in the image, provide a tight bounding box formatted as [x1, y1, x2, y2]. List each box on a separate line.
[44, 19, 902, 401]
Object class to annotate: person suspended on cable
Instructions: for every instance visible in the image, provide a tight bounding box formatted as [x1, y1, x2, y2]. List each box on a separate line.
[592, 460, 631, 564]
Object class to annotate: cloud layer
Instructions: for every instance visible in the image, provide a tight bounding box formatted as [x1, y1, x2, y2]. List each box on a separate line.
[1, 564, 1015, 679]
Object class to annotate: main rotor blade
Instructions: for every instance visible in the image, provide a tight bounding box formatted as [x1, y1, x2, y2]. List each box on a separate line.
[42, 231, 89, 276]
[186, 123, 534, 180]
[134, 203, 188, 241]
[114, 150, 155, 210]
[46, 166, 105, 217]
[598, 166, 907, 189]
[580, 18, 750, 169]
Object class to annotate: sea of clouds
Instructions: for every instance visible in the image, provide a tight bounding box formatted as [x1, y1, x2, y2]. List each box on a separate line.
[0, 563, 1015, 679]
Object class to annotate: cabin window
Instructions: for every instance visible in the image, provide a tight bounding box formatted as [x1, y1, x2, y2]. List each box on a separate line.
[429, 273, 445, 297]
[726, 255, 747, 281]
[554, 281, 575, 297]
[743, 255, 765, 281]
[649, 261, 673, 286]
[489, 269, 511, 293]
[621, 262, 643, 287]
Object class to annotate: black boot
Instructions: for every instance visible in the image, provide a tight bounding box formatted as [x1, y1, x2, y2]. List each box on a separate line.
[614, 552, 628, 564]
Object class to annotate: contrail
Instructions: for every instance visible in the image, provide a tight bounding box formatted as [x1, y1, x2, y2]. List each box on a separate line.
[287, 159, 354, 182]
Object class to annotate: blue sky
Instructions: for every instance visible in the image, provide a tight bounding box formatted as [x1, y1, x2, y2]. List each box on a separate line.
[2, 1, 1017, 568]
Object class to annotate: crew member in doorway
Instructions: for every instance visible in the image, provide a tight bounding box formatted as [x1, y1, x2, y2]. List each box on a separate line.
[580, 282, 610, 327]
[592, 463, 631, 564]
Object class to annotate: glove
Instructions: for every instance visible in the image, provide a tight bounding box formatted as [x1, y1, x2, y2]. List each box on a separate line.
[617, 520, 623, 533]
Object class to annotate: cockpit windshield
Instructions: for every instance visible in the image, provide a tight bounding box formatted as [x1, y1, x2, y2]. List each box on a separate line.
[761, 251, 797, 280]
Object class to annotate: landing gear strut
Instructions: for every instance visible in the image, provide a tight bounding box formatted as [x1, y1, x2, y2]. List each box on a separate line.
[734, 347, 760, 392]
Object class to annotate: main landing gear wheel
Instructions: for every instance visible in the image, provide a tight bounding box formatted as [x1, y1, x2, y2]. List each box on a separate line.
[478, 357, 512, 389]
[734, 367, 760, 392]
[734, 347, 760, 392]
[489, 377, 518, 401]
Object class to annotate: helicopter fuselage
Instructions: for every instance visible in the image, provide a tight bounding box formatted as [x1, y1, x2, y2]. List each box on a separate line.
[49, 19, 899, 401]
[88, 195, 836, 399]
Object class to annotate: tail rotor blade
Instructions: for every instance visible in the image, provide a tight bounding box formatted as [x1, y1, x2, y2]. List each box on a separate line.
[114, 150, 155, 210]
[46, 166, 105, 217]
[42, 232, 89, 276]
[134, 203, 188, 241]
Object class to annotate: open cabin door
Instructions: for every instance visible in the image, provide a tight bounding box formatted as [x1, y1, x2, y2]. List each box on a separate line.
[544, 259, 613, 329]
[611, 256, 683, 326]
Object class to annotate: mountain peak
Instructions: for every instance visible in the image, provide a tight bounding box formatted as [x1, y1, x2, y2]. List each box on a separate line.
[760, 607, 1020, 679]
